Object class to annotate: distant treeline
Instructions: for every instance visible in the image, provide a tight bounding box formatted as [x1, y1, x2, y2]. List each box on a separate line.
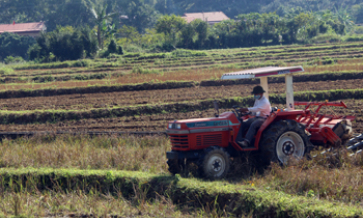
[1, 0, 363, 62]
[1, 0, 363, 33]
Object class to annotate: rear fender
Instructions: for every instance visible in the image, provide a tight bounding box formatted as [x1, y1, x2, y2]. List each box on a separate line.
[254, 110, 306, 149]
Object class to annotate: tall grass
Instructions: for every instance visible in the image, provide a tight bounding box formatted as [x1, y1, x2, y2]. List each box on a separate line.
[2, 134, 363, 205]
[0, 135, 169, 173]
[1, 166, 363, 217]
[13, 59, 93, 70]
[251, 152, 363, 203]
[0, 191, 206, 217]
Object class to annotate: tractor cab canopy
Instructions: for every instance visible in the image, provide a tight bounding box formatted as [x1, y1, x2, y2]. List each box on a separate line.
[221, 66, 304, 110]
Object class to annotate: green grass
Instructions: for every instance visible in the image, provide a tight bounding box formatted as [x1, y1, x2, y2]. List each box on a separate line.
[0, 167, 362, 217]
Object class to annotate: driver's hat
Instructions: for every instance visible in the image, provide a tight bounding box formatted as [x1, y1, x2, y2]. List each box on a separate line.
[251, 86, 265, 94]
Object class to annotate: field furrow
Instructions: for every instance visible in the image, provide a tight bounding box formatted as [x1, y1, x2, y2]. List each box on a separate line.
[0, 78, 361, 111]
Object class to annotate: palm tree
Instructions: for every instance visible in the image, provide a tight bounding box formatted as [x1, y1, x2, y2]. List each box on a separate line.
[91, 4, 115, 49]
[334, 7, 355, 32]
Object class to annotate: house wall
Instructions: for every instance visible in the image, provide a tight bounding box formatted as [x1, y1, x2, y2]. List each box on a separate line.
[16, 31, 42, 37]
[0, 31, 42, 37]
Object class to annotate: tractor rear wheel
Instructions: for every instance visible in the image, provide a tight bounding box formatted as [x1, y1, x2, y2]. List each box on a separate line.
[259, 119, 310, 165]
[200, 146, 230, 180]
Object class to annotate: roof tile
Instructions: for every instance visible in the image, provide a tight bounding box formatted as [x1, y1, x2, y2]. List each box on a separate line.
[182, 11, 229, 23]
[0, 22, 45, 33]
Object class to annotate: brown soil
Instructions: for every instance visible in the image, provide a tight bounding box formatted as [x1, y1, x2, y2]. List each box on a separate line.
[1, 99, 362, 134]
[1, 79, 362, 112]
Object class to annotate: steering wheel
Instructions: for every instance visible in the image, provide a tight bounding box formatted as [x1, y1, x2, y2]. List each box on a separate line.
[232, 106, 251, 121]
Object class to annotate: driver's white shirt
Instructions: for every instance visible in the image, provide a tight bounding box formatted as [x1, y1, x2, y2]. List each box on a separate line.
[248, 96, 271, 118]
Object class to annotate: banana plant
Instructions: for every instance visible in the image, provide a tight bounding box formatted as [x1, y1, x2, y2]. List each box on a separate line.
[91, 4, 116, 49]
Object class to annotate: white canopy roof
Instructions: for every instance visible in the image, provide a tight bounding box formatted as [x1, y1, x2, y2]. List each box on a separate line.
[221, 66, 304, 80]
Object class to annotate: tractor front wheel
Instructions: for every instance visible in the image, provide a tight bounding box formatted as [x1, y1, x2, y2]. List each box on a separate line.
[259, 120, 310, 165]
[167, 159, 182, 175]
[200, 146, 230, 180]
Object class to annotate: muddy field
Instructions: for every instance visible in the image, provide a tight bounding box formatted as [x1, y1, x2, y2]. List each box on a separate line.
[1, 78, 362, 111]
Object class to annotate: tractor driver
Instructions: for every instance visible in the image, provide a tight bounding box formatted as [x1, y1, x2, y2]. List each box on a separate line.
[236, 85, 271, 147]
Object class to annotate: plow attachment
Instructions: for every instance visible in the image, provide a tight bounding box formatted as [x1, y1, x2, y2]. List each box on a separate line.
[295, 101, 355, 147]
[294, 101, 363, 158]
[313, 134, 363, 158]
[346, 134, 363, 156]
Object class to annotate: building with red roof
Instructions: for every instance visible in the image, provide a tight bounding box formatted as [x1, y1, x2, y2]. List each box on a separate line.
[0, 22, 46, 37]
[182, 12, 229, 25]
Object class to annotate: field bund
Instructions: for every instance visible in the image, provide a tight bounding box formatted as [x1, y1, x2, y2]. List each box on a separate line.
[0, 88, 360, 125]
[1, 168, 362, 218]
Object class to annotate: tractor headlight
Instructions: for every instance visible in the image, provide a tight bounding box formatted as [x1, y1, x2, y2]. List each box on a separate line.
[168, 123, 173, 129]
[176, 124, 181, 129]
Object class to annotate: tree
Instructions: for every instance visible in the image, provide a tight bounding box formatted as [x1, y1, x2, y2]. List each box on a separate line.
[91, 4, 116, 49]
[352, 4, 363, 23]
[180, 23, 196, 48]
[79, 26, 98, 57]
[333, 7, 355, 33]
[122, 0, 160, 33]
[0, 32, 36, 61]
[192, 19, 208, 48]
[117, 25, 141, 44]
[29, 26, 98, 62]
[318, 9, 347, 34]
[155, 14, 186, 43]
[46, 0, 95, 31]
[48, 27, 85, 61]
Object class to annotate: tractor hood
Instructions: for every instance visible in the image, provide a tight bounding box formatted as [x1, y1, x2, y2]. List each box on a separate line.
[166, 112, 240, 134]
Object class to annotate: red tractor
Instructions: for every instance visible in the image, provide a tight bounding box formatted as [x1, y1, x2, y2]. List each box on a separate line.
[166, 66, 356, 179]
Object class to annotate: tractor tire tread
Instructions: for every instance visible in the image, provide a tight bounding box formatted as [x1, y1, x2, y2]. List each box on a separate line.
[199, 146, 230, 180]
[259, 119, 311, 166]
[167, 159, 181, 175]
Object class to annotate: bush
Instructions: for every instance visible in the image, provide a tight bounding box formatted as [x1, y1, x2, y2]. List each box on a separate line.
[72, 59, 92, 67]
[0, 65, 14, 75]
[117, 46, 123, 55]
[155, 43, 175, 52]
[99, 49, 110, 58]
[28, 44, 47, 62]
[137, 53, 168, 60]
[4, 56, 25, 64]
[310, 33, 342, 44]
[108, 39, 117, 54]
[132, 65, 160, 74]
[343, 34, 363, 42]
[123, 53, 141, 58]
[171, 49, 207, 57]
[321, 57, 337, 65]
[122, 44, 144, 53]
